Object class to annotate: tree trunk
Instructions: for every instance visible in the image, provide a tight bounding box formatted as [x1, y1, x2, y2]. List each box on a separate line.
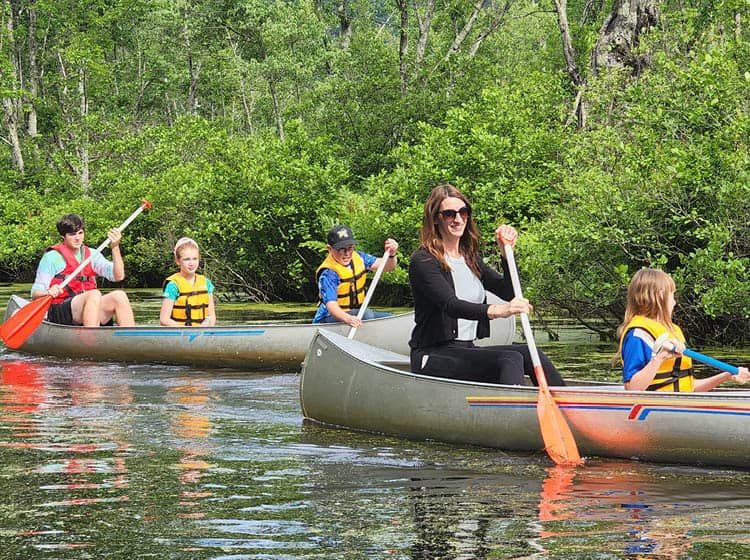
[134, 43, 150, 121]
[735, 11, 742, 41]
[468, 0, 512, 58]
[337, 0, 351, 50]
[2, 98, 24, 172]
[78, 64, 89, 191]
[269, 78, 285, 141]
[1, 0, 25, 172]
[553, 0, 584, 88]
[181, 7, 200, 114]
[26, 0, 39, 137]
[413, 0, 435, 66]
[227, 31, 255, 134]
[396, 0, 409, 93]
[552, 0, 586, 128]
[591, 0, 658, 76]
[437, 0, 484, 69]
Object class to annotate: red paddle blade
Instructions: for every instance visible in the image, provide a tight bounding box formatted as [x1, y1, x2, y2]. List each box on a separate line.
[0, 296, 53, 349]
[535, 366, 583, 466]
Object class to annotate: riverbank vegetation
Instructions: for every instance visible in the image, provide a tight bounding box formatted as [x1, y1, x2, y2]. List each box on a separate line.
[0, 0, 748, 342]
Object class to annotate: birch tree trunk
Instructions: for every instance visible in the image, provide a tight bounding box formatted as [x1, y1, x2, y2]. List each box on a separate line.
[77, 64, 89, 191]
[183, 16, 200, 114]
[26, 0, 39, 137]
[269, 78, 285, 141]
[468, 1, 512, 58]
[552, 0, 586, 127]
[337, 0, 351, 50]
[413, 0, 435, 66]
[396, 0, 409, 93]
[227, 31, 255, 134]
[1, 0, 25, 172]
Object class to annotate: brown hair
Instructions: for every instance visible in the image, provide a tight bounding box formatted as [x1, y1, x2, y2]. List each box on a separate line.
[614, 268, 677, 361]
[419, 183, 481, 276]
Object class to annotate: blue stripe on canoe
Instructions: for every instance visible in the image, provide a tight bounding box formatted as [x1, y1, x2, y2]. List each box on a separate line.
[635, 407, 750, 420]
[113, 330, 266, 337]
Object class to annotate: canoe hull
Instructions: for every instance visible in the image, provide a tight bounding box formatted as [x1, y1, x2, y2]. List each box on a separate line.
[301, 329, 750, 469]
[2, 295, 515, 370]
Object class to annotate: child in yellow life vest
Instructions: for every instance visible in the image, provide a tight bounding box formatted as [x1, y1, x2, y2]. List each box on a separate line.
[312, 225, 399, 328]
[160, 237, 216, 327]
[617, 268, 749, 391]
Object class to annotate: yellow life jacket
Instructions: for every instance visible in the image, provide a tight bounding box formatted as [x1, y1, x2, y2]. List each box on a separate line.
[315, 252, 367, 311]
[619, 315, 694, 392]
[165, 273, 210, 326]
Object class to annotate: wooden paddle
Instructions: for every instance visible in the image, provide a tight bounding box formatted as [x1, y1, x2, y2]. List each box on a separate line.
[502, 241, 583, 466]
[0, 200, 152, 349]
[348, 251, 389, 339]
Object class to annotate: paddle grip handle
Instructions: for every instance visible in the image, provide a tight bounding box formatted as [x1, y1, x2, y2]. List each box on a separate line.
[56, 200, 151, 292]
[348, 251, 389, 339]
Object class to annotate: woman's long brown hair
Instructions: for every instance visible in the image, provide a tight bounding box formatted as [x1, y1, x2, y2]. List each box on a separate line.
[419, 183, 482, 276]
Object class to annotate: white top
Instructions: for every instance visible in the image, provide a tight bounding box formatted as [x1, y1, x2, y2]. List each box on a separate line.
[447, 254, 485, 341]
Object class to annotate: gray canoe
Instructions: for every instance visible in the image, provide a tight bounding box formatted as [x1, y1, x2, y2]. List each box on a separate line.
[2, 294, 514, 370]
[301, 329, 750, 469]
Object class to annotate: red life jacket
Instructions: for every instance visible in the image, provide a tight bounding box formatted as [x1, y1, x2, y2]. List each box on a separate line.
[47, 243, 98, 304]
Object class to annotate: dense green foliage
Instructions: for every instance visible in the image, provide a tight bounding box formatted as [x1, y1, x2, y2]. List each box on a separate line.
[1, 0, 748, 341]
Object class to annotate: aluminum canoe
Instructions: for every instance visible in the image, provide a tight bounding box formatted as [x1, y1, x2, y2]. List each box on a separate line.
[301, 329, 750, 469]
[2, 294, 515, 371]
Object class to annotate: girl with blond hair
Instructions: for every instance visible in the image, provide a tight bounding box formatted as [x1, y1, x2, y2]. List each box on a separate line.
[618, 268, 749, 391]
[160, 237, 216, 327]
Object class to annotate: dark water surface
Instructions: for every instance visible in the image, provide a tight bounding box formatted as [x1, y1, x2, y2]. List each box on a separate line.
[3, 286, 750, 558]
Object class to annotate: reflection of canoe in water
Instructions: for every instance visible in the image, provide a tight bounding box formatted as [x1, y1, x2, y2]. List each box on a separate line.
[2, 294, 515, 371]
[301, 329, 750, 469]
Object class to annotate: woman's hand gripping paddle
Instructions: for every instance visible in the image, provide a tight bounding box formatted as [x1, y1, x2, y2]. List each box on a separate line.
[502, 241, 583, 466]
[0, 200, 152, 349]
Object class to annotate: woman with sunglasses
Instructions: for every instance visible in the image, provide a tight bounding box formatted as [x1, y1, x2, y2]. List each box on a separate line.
[408, 183, 565, 386]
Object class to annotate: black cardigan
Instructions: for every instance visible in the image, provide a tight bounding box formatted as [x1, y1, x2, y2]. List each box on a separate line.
[408, 246, 514, 350]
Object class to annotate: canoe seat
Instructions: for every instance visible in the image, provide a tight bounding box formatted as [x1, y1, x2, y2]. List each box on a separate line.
[377, 361, 412, 373]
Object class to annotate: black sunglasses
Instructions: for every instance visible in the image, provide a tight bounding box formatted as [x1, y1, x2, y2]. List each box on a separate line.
[439, 206, 471, 222]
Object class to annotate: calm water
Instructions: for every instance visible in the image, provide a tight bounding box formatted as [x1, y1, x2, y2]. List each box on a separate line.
[3, 286, 750, 559]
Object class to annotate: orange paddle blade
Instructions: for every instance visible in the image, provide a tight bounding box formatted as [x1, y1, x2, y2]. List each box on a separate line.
[535, 367, 582, 466]
[0, 296, 53, 349]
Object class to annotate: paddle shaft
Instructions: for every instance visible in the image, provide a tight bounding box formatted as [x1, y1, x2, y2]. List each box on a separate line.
[348, 251, 389, 339]
[653, 334, 740, 375]
[54, 200, 150, 293]
[684, 349, 739, 375]
[502, 245, 547, 387]
[503, 242, 582, 466]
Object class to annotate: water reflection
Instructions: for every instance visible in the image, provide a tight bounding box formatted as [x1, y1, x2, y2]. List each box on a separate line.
[536, 461, 750, 557]
[0, 359, 133, 554]
[407, 472, 517, 559]
[166, 379, 215, 519]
